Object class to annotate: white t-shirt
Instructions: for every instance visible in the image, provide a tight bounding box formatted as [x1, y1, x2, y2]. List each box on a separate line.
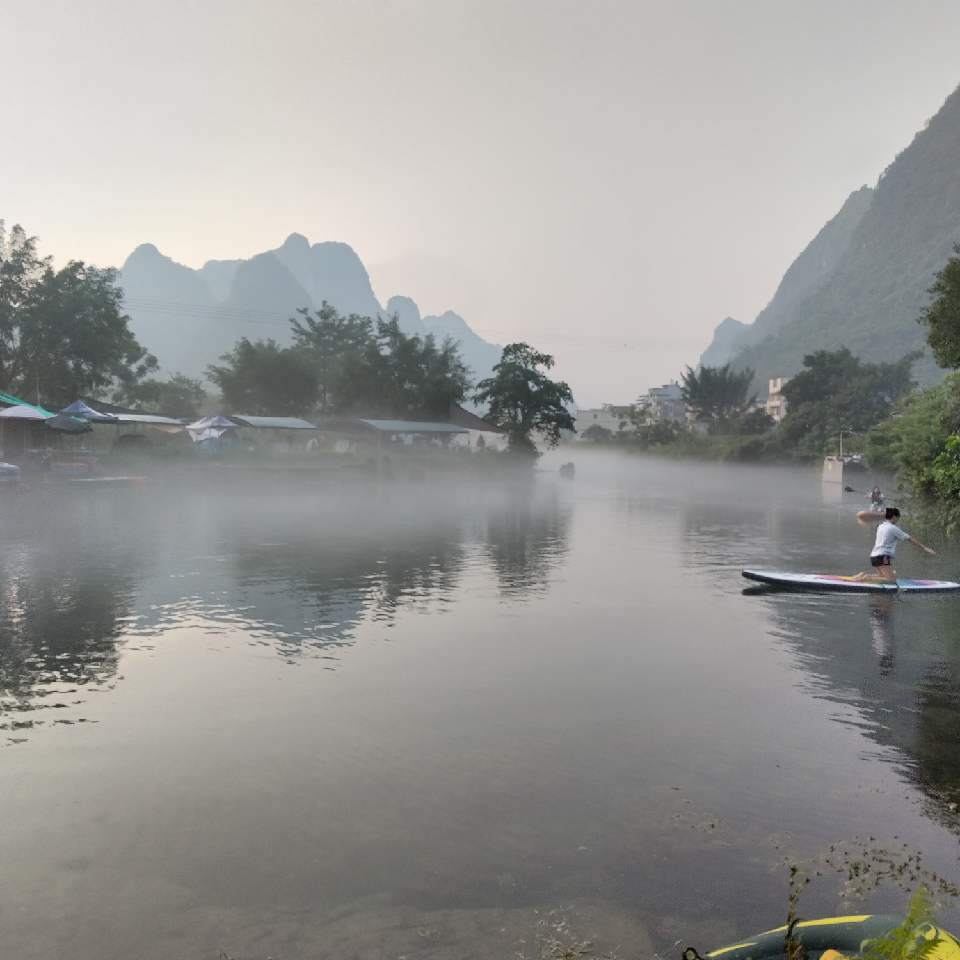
[871, 521, 910, 557]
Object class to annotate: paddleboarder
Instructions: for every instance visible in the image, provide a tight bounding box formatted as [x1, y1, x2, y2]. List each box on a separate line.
[852, 507, 935, 584]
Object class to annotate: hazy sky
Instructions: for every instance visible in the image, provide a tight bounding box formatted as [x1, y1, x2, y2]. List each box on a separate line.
[3, 1, 960, 406]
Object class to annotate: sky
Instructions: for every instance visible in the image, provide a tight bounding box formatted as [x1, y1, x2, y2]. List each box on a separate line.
[3, 0, 960, 407]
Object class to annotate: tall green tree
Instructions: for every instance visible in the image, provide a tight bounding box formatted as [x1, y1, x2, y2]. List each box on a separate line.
[680, 364, 756, 428]
[918, 244, 960, 369]
[0, 223, 157, 403]
[290, 302, 374, 413]
[126, 373, 208, 419]
[207, 339, 318, 416]
[780, 346, 918, 458]
[473, 343, 575, 456]
[329, 316, 471, 419]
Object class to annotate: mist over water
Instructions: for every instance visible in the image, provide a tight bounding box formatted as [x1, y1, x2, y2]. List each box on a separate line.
[3, 452, 960, 959]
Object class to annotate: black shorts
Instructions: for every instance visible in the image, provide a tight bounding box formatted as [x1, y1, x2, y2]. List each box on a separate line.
[870, 554, 892, 567]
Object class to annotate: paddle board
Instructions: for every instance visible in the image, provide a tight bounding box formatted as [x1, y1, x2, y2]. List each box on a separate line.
[742, 570, 960, 593]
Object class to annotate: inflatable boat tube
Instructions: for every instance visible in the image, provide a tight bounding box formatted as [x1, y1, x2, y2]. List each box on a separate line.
[689, 914, 960, 960]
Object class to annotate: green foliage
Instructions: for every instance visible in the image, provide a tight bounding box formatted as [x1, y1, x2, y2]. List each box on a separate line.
[474, 343, 575, 457]
[207, 338, 319, 415]
[0, 223, 157, 404]
[290, 302, 374, 414]
[329, 315, 471, 419]
[733, 85, 960, 388]
[929, 434, 960, 533]
[784, 866, 811, 960]
[681, 364, 756, 429]
[125, 373, 208, 419]
[615, 401, 685, 449]
[864, 373, 960, 497]
[581, 424, 614, 444]
[918, 244, 960, 369]
[779, 347, 919, 459]
[733, 408, 776, 436]
[861, 887, 942, 960]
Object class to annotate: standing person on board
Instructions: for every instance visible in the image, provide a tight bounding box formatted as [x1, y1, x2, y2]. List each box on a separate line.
[852, 507, 935, 583]
[866, 485, 885, 512]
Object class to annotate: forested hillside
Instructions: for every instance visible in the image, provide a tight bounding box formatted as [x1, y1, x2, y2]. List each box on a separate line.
[701, 82, 960, 389]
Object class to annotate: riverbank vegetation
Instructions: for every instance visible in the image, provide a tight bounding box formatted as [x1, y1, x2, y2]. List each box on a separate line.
[591, 247, 960, 533]
[1, 223, 577, 464]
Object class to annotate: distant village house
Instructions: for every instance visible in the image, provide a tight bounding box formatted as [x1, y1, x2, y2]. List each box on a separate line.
[765, 376, 788, 422]
[645, 382, 686, 423]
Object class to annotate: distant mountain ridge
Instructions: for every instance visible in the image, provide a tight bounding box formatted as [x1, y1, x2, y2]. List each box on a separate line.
[119, 236, 503, 388]
[699, 81, 960, 390]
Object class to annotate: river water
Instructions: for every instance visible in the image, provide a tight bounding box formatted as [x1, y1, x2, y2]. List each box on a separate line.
[2, 451, 960, 959]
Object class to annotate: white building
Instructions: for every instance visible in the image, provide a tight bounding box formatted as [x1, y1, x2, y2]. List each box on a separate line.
[575, 404, 628, 438]
[766, 376, 788, 422]
[645, 382, 686, 422]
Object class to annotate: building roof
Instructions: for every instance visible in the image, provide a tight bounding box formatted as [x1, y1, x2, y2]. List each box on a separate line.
[78, 396, 184, 426]
[446, 401, 507, 433]
[230, 415, 318, 430]
[319, 418, 467, 435]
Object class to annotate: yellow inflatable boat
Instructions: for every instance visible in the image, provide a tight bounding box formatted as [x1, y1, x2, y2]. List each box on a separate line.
[686, 915, 960, 960]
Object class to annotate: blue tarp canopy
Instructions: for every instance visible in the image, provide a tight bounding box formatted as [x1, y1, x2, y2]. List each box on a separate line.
[61, 400, 120, 422]
[186, 415, 239, 430]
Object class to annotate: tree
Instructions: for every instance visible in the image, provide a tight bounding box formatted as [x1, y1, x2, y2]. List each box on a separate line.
[329, 316, 471, 419]
[126, 373, 207, 419]
[615, 400, 684, 449]
[865, 371, 960, 502]
[0, 222, 157, 403]
[680, 364, 756, 428]
[207, 339, 318, 415]
[290, 303, 375, 414]
[473, 343, 575, 456]
[780, 347, 918, 458]
[918, 244, 960, 369]
[581, 424, 614, 444]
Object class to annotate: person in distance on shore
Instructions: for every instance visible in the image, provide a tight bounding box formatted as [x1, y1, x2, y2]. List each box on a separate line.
[852, 507, 935, 583]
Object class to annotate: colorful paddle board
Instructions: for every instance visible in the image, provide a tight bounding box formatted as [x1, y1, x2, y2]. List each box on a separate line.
[742, 570, 960, 593]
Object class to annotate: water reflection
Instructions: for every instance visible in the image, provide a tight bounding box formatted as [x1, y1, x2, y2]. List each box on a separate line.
[0, 503, 141, 727]
[869, 594, 896, 674]
[5, 456, 960, 960]
[1, 480, 573, 719]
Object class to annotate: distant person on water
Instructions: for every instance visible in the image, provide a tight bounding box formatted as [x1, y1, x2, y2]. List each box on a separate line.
[852, 507, 935, 583]
[866, 485, 885, 512]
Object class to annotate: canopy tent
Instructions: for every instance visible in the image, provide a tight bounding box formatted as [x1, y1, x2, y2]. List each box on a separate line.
[45, 414, 93, 434]
[0, 392, 55, 417]
[186, 415, 240, 443]
[187, 415, 239, 429]
[61, 400, 120, 423]
[75, 397, 184, 431]
[0, 405, 52, 420]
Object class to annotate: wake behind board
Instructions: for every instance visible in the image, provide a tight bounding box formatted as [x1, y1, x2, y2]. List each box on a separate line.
[743, 570, 960, 593]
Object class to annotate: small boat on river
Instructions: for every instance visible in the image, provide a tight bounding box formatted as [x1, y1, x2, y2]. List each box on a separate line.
[689, 913, 960, 960]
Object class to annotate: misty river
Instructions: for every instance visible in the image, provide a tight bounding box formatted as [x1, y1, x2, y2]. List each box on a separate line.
[3, 451, 960, 960]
